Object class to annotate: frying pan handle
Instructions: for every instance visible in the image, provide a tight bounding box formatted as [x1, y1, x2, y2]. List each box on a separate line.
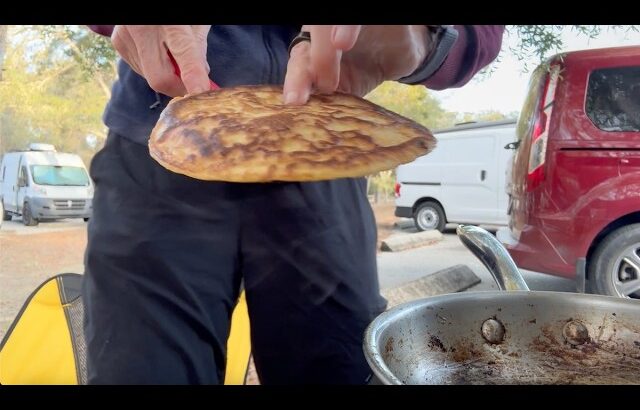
[457, 225, 529, 291]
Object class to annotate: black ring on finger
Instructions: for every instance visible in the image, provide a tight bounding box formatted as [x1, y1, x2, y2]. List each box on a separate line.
[288, 31, 311, 56]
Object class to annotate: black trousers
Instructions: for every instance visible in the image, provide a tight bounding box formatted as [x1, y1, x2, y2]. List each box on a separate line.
[82, 132, 387, 384]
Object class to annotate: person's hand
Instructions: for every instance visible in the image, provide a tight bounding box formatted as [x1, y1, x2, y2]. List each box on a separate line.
[111, 25, 211, 97]
[283, 25, 431, 105]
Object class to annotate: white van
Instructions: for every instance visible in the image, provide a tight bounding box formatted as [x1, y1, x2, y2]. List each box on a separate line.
[394, 120, 517, 231]
[1, 143, 93, 226]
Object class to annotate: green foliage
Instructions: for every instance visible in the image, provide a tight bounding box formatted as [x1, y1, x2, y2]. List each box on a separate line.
[2, 24, 634, 177]
[22, 25, 116, 80]
[365, 81, 457, 130]
[367, 170, 396, 202]
[507, 25, 639, 72]
[456, 110, 519, 124]
[0, 25, 116, 166]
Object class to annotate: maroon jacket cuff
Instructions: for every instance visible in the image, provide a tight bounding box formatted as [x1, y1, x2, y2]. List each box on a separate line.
[87, 25, 114, 37]
[423, 25, 504, 90]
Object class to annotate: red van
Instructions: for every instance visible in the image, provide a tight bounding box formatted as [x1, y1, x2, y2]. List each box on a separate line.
[497, 46, 640, 299]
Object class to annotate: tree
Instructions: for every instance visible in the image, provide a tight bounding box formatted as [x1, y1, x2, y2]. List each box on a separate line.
[21, 25, 117, 99]
[0, 26, 116, 165]
[497, 25, 639, 73]
[365, 81, 457, 130]
[0, 25, 7, 82]
[2, 24, 636, 170]
[456, 110, 520, 124]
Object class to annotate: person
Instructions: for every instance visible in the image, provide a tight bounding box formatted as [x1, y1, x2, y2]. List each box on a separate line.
[84, 25, 504, 384]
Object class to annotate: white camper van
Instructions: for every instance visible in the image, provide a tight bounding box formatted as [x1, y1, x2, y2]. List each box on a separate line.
[394, 120, 517, 232]
[0, 143, 93, 226]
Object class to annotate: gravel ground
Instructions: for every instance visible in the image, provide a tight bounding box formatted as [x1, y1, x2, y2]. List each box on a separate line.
[0, 202, 396, 344]
[0, 220, 87, 340]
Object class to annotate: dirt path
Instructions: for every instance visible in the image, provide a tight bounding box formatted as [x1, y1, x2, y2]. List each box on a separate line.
[0, 201, 399, 342]
[0, 228, 87, 340]
[372, 201, 398, 250]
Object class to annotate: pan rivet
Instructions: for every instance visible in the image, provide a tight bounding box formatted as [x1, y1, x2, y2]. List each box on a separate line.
[481, 319, 505, 344]
[563, 321, 590, 346]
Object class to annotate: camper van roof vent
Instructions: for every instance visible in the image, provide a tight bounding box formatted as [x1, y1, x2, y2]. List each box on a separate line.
[29, 143, 56, 152]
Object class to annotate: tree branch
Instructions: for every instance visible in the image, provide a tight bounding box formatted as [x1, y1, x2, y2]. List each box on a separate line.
[0, 25, 8, 81]
[94, 72, 111, 99]
[52, 28, 113, 99]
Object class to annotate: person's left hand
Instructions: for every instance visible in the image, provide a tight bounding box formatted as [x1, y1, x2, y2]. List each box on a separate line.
[283, 25, 431, 104]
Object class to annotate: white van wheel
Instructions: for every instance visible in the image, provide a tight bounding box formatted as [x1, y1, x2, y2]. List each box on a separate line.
[22, 202, 39, 226]
[2, 201, 11, 221]
[414, 201, 446, 232]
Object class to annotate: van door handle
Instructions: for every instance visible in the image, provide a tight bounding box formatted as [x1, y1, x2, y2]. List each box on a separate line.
[504, 141, 520, 150]
[480, 170, 487, 181]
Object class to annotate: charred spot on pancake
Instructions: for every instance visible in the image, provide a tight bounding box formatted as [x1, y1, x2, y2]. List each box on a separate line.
[149, 85, 436, 182]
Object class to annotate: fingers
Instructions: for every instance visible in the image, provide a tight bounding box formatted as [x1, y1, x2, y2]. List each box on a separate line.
[282, 40, 313, 105]
[308, 25, 341, 93]
[164, 25, 211, 95]
[283, 25, 362, 104]
[121, 25, 186, 96]
[111, 25, 143, 75]
[331, 25, 361, 50]
[110, 25, 211, 97]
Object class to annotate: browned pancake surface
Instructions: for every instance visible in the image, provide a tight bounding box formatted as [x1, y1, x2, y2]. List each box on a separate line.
[149, 85, 435, 182]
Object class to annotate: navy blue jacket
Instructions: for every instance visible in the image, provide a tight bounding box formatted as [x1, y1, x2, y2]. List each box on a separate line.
[89, 25, 504, 145]
[104, 25, 299, 144]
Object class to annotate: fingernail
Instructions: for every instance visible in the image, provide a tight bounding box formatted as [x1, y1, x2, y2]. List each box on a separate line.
[333, 26, 351, 45]
[284, 91, 299, 105]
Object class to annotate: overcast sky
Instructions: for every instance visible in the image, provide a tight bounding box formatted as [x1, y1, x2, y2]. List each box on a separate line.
[433, 26, 640, 114]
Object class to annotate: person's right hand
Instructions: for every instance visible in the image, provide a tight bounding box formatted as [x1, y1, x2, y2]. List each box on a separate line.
[111, 25, 211, 97]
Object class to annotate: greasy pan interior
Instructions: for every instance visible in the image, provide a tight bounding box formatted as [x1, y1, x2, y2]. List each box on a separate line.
[364, 291, 640, 385]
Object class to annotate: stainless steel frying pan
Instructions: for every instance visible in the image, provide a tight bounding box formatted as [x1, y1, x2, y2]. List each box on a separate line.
[364, 225, 640, 384]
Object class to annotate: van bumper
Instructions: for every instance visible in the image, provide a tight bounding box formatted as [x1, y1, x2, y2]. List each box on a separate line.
[395, 206, 413, 218]
[29, 197, 93, 219]
[496, 226, 574, 278]
[496, 227, 518, 247]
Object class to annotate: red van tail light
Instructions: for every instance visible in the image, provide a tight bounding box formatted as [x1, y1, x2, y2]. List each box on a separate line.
[394, 182, 401, 198]
[527, 64, 560, 191]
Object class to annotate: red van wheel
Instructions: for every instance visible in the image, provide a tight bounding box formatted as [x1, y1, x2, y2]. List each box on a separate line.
[589, 224, 640, 299]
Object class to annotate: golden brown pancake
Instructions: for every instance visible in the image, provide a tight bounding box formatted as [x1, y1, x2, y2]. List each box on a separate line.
[149, 85, 435, 182]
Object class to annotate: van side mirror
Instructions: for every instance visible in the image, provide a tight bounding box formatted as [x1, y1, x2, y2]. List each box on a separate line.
[18, 176, 25, 187]
[504, 141, 520, 150]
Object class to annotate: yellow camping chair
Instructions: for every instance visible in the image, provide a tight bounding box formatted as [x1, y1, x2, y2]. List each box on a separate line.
[0, 273, 252, 385]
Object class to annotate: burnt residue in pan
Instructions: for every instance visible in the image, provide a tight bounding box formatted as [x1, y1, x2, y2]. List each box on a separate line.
[427, 335, 446, 352]
[413, 317, 640, 385]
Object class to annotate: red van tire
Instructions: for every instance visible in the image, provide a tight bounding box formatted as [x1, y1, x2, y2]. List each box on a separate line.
[588, 223, 640, 299]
